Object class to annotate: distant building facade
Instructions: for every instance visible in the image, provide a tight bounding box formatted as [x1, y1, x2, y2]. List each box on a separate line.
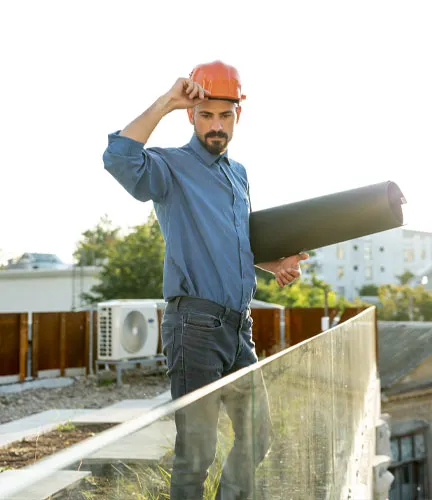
[378, 321, 432, 499]
[6, 253, 69, 270]
[0, 267, 101, 312]
[308, 228, 432, 300]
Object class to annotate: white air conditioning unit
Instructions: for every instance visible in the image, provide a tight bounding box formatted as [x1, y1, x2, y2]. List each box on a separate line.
[97, 299, 159, 361]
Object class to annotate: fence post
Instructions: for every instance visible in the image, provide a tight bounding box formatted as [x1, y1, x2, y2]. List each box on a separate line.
[279, 308, 285, 349]
[374, 306, 379, 368]
[32, 313, 39, 377]
[19, 314, 28, 381]
[273, 310, 281, 350]
[85, 312, 90, 376]
[285, 309, 291, 346]
[60, 313, 67, 377]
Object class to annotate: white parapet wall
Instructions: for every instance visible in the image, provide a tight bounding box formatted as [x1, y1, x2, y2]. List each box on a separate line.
[0, 266, 102, 313]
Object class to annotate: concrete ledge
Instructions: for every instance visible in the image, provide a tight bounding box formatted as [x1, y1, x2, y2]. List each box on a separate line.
[0, 470, 91, 500]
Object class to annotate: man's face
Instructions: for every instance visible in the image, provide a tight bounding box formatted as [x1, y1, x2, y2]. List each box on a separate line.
[189, 99, 240, 155]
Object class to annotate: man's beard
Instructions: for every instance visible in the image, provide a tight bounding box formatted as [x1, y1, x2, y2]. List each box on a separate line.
[197, 130, 229, 155]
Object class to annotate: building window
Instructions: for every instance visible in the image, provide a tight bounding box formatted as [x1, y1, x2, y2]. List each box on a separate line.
[389, 430, 429, 500]
[337, 266, 344, 279]
[353, 245, 358, 251]
[365, 266, 373, 280]
[380, 246, 385, 252]
[364, 242, 372, 261]
[380, 266, 385, 272]
[353, 265, 359, 271]
[337, 286, 345, 296]
[404, 249, 415, 262]
[336, 244, 345, 260]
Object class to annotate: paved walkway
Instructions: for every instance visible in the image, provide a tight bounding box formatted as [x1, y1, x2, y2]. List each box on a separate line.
[83, 420, 176, 464]
[0, 389, 174, 498]
[0, 391, 172, 447]
[72, 390, 172, 424]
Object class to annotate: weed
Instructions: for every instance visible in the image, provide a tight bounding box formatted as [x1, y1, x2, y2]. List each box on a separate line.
[56, 421, 77, 432]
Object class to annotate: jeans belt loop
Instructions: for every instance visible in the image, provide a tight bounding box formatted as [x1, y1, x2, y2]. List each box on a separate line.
[173, 296, 182, 311]
[221, 307, 231, 323]
[240, 309, 249, 329]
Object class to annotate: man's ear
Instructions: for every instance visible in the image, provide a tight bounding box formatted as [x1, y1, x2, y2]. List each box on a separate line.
[235, 106, 242, 123]
[187, 108, 194, 124]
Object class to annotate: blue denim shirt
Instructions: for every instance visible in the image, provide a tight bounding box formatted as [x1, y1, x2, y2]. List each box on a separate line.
[103, 132, 257, 312]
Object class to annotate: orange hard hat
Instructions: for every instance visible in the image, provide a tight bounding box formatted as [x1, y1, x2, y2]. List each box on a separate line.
[189, 60, 246, 102]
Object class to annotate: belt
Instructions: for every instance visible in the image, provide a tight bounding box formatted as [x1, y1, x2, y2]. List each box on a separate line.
[166, 296, 251, 329]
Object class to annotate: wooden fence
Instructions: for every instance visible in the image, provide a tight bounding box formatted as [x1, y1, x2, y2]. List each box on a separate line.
[0, 307, 368, 382]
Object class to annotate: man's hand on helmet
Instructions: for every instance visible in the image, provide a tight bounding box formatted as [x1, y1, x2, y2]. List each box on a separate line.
[164, 78, 210, 112]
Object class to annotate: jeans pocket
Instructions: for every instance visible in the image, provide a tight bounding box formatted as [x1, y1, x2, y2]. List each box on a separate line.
[184, 312, 222, 331]
[161, 323, 175, 366]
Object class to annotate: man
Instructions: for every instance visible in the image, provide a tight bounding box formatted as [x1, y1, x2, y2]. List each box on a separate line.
[103, 60, 308, 499]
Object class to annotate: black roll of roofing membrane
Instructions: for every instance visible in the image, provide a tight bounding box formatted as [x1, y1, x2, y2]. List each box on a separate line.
[250, 181, 406, 264]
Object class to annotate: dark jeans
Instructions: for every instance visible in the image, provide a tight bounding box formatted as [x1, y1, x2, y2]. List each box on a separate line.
[161, 297, 273, 500]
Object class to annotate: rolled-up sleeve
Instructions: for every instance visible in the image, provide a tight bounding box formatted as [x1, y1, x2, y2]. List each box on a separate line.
[102, 131, 173, 203]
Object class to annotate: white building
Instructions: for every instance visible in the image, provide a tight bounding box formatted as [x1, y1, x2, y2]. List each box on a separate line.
[308, 228, 432, 300]
[0, 266, 101, 313]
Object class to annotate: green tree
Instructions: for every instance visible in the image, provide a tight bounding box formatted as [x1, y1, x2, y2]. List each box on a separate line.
[358, 284, 379, 296]
[378, 284, 411, 320]
[73, 214, 121, 266]
[378, 284, 432, 321]
[255, 274, 352, 310]
[82, 211, 165, 303]
[396, 270, 415, 286]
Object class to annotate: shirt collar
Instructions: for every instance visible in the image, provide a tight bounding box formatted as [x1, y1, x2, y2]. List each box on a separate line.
[188, 134, 230, 167]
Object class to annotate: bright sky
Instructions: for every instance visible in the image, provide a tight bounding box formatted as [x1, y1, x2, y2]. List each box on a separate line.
[1, 0, 431, 265]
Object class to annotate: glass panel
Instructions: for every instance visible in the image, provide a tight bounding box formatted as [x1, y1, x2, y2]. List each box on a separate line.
[364, 242, 372, 260]
[416, 462, 426, 500]
[401, 436, 413, 461]
[0, 308, 377, 500]
[414, 433, 426, 458]
[253, 308, 376, 498]
[391, 439, 400, 462]
[337, 244, 345, 259]
[389, 467, 400, 500]
[404, 248, 415, 262]
[365, 265, 373, 280]
[400, 464, 414, 500]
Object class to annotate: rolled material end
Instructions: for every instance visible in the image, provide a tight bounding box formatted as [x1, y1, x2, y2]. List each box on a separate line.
[387, 181, 406, 225]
